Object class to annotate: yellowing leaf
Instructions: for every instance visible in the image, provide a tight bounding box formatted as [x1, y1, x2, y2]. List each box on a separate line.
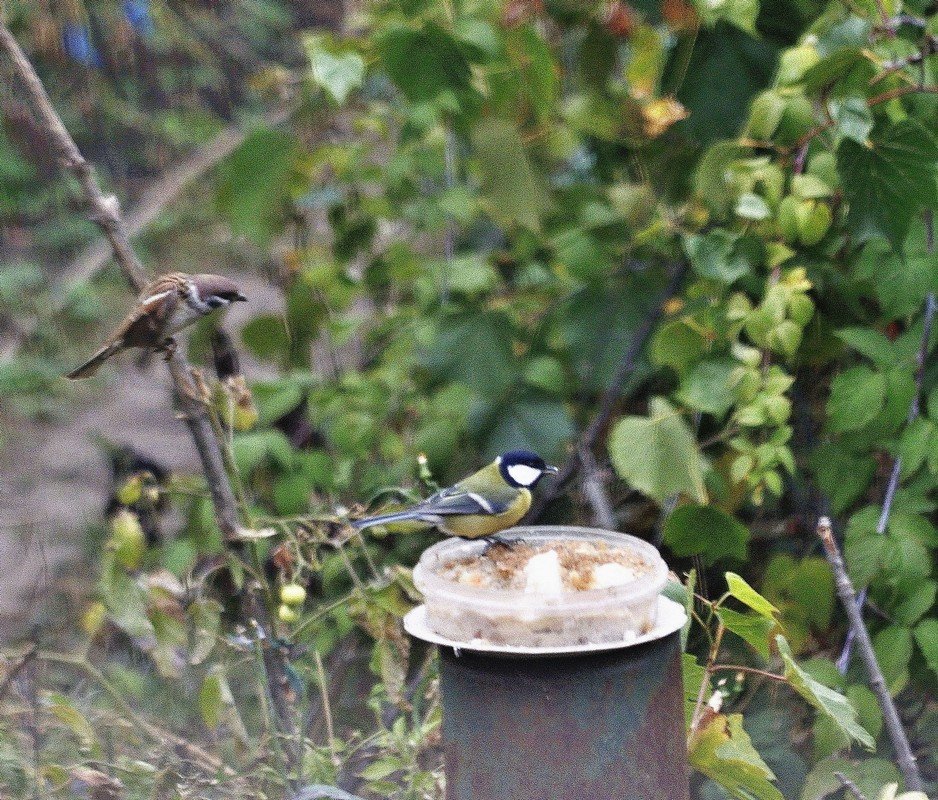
[689, 712, 783, 800]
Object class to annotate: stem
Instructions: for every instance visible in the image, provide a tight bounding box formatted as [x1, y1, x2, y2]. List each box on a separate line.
[816, 517, 923, 792]
[709, 665, 787, 683]
[0, 23, 242, 541]
[835, 772, 869, 800]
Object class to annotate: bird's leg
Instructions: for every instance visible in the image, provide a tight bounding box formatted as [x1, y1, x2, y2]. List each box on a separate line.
[159, 336, 178, 361]
[481, 536, 514, 556]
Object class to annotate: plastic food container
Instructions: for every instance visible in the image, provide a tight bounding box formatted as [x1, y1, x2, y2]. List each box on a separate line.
[412, 526, 669, 648]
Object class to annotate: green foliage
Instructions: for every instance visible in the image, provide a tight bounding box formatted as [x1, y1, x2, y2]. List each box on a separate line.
[5, 0, 938, 795]
[609, 398, 707, 504]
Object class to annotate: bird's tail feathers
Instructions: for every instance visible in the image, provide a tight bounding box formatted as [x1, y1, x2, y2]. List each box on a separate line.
[352, 510, 425, 530]
[66, 342, 122, 380]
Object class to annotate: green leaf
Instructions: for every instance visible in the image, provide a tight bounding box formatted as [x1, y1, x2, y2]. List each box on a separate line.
[199, 668, 226, 730]
[689, 713, 783, 800]
[377, 23, 472, 103]
[215, 127, 299, 247]
[809, 443, 876, 515]
[46, 693, 98, 753]
[826, 366, 886, 434]
[677, 25, 778, 146]
[777, 636, 875, 749]
[472, 117, 552, 230]
[854, 219, 938, 318]
[422, 311, 517, 398]
[719, 607, 776, 659]
[683, 652, 710, 727]
[830, 97, 872, 144]
[305, 35, 365, 104]
[914, 619, 938, 677]
[834, 327, 895, 366]
[736, 192, 771, 220]
[872, 625, 912, 694]
[241, 313, 290, 362]
[726, 572, 779, 620]
[683, 230, 754, 283]
[677, 359, 737, 416]
[664, 504, 749, 565]
[892, 579, 936, 626]
[483, 395, 574, 463]
[837, 120, 938, 250]
[608, 397, 707, 504]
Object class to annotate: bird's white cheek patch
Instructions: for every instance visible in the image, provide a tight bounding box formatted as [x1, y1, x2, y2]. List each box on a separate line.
[507, 464, 542, 486]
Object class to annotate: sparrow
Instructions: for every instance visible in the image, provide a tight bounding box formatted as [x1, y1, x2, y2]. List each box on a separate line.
[66, 272, 247, 379]
[352, 450, 558, 539]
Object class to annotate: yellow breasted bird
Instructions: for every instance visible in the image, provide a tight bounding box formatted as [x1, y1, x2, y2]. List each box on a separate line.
[352, 450, 558, 539]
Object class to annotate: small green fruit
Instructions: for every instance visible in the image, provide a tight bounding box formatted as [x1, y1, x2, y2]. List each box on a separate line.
[747, 90, 786, 141]
[109, 509, 146, 570]
[81, 601, 107, 637]
[278, 604, 300, 623]
[796, 200, 832, 246]
[115, 475, 143, 506]
[280, 583, 307, 607]
[777, 195, 801, 243]
[788, 293, 815, 326]
[777, 45, 820, 86]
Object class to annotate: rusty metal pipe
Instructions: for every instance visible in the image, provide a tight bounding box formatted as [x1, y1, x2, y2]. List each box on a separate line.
[437, 631, 689, 800]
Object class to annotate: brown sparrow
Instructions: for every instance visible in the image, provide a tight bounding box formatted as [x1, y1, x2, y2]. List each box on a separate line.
[66, 272, 247, 379]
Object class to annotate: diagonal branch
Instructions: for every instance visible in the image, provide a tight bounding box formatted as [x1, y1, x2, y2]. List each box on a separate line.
[817, 517, 923, 792]
[526, 263, 687, 521]
[0, 23, 240, 540]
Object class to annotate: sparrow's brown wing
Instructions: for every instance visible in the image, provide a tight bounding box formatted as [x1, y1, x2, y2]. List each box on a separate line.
[102, 277, 184, 349]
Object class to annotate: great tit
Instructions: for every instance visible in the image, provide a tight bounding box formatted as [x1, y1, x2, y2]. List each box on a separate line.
[352, 450, 559, 539]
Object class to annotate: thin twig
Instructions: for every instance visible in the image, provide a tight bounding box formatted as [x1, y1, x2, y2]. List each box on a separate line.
[708, 664, 787, 683]
[817, 517, 923, 791]
[0, 23, 241, 540]
[835, 772, 869, 800]
[527, 263, 687, 520]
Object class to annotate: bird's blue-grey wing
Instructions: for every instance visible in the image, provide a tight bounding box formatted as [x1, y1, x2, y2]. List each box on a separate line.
[414, 489, 512, 518]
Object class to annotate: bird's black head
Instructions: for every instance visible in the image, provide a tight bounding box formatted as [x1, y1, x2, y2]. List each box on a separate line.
[497, 449, 559, 489]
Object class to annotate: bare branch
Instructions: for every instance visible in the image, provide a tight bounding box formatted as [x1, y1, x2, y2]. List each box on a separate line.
[0, 23, 241, 540]
[526, 264, 686, 521]
[817, 517, 924, 792]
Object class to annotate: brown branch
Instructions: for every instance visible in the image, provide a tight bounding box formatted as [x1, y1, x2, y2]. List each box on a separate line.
[526, 263, 687, 520]
[816, 517, 924, 792]
[0, 23, 240, 540]
[790, 83, 938, 155]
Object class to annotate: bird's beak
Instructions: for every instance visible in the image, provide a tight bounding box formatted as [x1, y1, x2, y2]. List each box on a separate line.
[234, 292, 248, 302]
[545, 465, 559, 474]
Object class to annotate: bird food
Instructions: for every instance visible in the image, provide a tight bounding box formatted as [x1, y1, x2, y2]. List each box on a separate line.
[413, 526, 668, 648]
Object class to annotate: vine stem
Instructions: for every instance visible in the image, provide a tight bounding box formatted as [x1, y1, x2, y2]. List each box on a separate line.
[0, 22, 241, 541]
[816, 517, 924, 792]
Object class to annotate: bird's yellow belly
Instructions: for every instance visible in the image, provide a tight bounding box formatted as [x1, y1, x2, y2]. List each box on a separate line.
[441, 491, 531, 539]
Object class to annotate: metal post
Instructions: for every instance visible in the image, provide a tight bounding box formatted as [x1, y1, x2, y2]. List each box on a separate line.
[438, 632, 689, 800]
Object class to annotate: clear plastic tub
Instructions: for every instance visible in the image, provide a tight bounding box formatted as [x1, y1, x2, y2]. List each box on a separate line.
[412, 526, 669, 648]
